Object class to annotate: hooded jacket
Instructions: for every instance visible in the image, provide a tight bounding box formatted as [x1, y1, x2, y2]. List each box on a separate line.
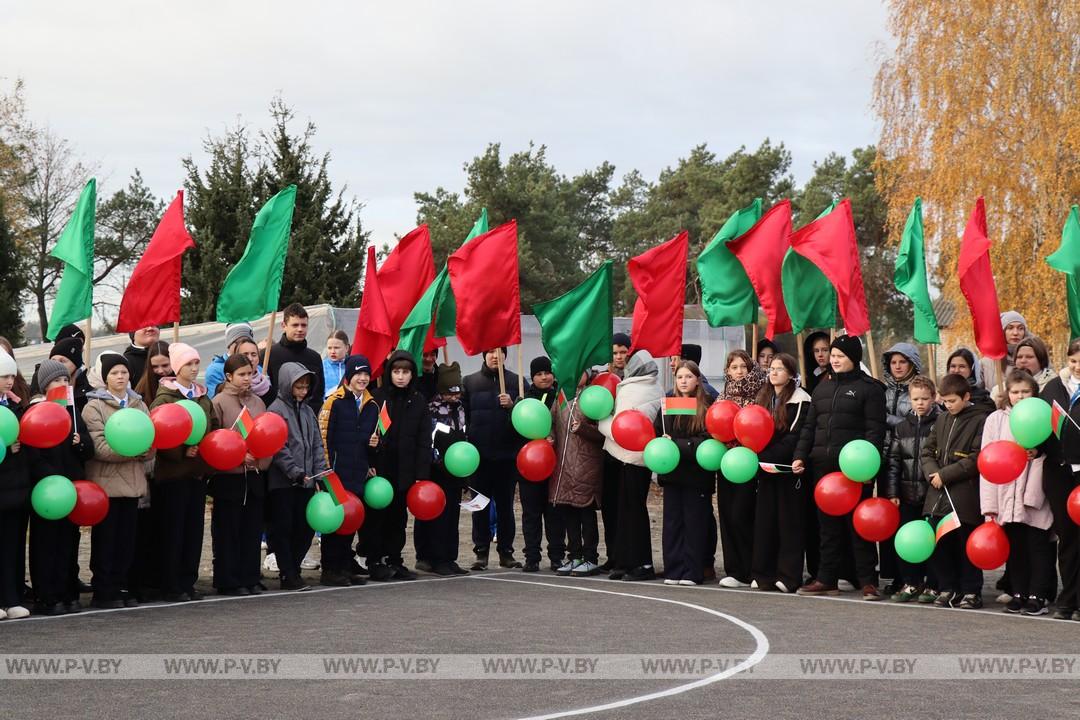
[756, 386, 813, 467]
[149, 378, 216, 482]
[374, 350, 432, 491]
[550, 397, 605, 508]
[794, 367, 887, 473]
[266, 334, 325, 413]
[882, 342, 922, 433]
[884, 404, 939, 505]
[979, 408, 1052, 530]
[598, 351, 664, 466]
[920, 399, 994, 524]
[462, 356, 525, 461]
[319, 380, 379, 494]
[268, 362, 329, 492]
[82, 388, 153, 498]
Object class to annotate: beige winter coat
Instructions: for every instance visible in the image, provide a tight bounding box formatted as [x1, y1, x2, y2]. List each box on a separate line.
[82, 389, 154, 498]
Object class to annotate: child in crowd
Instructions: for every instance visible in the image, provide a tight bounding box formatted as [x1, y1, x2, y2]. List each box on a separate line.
[521, 356, 565, 572]
[322, 331, 349, 399]
[0, 350, 31, 619]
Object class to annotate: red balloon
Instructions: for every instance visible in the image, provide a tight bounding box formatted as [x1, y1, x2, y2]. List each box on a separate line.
[517, 439, 557, 482]
[591, 372, 620, 398]
[19, 402, 72, 449]
[611, 410, 656, 452]
[67, 480, 109, 526]
[198, 429, 248, 471]
[977, 440, 1028, 485]
[733, 405, 775, 453]
[247, 412, 288, 458]
[706, 400, 740, 442]
[150, 404, 194, 450]
[1068, 486, 1080, 526]
[407, 480, 446, 521]
[336, 491, 366, 535]
[966, 520, 1010, 570]
[852, 497, 901, 542]
[814, 471, 863, 516]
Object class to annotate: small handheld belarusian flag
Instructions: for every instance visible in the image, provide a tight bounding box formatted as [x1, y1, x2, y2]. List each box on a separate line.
[935, 511, 961, 542]
[46, 386, 74, 406]
[232, 406, 255, 439]
[664, 397, 697, 416]
[759, 462, 795, 474]
[556, 388, 568, 411]
[1050, 400, 1080, 438]
[378, 401, 392, 435]
[319, 470, 348, 506]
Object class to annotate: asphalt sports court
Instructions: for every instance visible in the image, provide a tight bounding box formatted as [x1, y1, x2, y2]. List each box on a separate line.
[2, 565, 1078, 719]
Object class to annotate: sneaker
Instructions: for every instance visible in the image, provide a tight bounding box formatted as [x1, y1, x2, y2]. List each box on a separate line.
[862, 585, 882, 601]
[571, 561, 601, 577]
[522, 561, 540, 573]
[957, 593, 983, 610]
[881, 581, 898, 596]
[415, 560, 434, 573]
[934, 591, 956, 608]
[391, 564, 418, 581]
[719, 576, 749, 588]
[838, 579, 856, 592]
[34, 602, 67, 616]
[556, 560, 578, 576]
[678, 579, 699, 586]
[775, 581, 790, 593]
[471, 553, 489, 571]
[749, 580, 759, 589]
[64, 600, 83, 613]
[608, 568, 626, 580]
[797, 580, 839, 596]
[499, 553, 523, 569]
[891, 584, 920, 603]
[91, 597, 123, 609]
[449, 563, 469, 575]
[300, 551, 320, 571]
[263, 553, 279, 573]
[187, 589, 204, 601]
[1052, 606, 1075, 620]
[368, 564, 394, 582]
[280, 577, 310, 592]
[1021, 596, 1048, 616]
[320, 571, 351, 587]
[0, 608, 6, 620]
[5, 606, 29, 619]
[663, 578, 680, 586]
[246, 585, 263, 596]
[123, 596, 139, 608]
[995, 592, 1013, 605]
[432, 563, 458, 577]
[1004, 594, 1024, 614]
[623, 565, 656, 581]
[549, 560, 565, 572]
[917, 589, 940, 604]
[163, 592, 191, 603]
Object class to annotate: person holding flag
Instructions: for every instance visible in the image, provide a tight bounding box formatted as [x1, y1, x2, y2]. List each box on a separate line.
[209, 354, 271, 596]
[919, 373, 994, 609]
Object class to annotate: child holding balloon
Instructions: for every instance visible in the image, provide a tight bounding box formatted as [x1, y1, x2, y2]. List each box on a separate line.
[82, 353, 153, 609]
[209, 354, 270, 596]
[420, 362, 470, 576]
[979, 371, 1053, 615]
[0, 349, 30, 619]
[27, 360, 94, 615]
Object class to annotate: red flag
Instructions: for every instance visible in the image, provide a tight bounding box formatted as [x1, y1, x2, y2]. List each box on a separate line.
[352, 246, 395, 375]
[787, 198, 870, 337]
[376, 225, 438, 351]
[628, 231, 689, 358]
[116, 191, 196, 332]
[958, 197, 1006, 360]
[727, 200, 793, 339]
[447, 220, 521, 356]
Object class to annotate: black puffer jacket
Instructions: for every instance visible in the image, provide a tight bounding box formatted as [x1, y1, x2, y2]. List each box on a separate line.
[462, 361, 525, 460]
[920, 400, 994, 524]
[374, 350, 432, 491]
[0, 404, 29, 510]
[884, 405, 939, 505]
[794, 368, 887, 473]
[652, 406, 714, 494]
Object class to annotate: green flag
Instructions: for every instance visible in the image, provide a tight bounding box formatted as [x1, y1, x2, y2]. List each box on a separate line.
[47, 179, 96, 340]
[1046, 205, 1080, 338]
[781, 201, 838, 334]
[696, 198, 762, 327]
[533, 261, 613, 400]
[433, 208, 488, 338]
[893, 197, 940, 343]
[216, 185, 297, 323]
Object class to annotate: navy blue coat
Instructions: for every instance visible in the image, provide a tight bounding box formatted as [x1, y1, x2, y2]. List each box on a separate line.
[319, 385, 379, 495]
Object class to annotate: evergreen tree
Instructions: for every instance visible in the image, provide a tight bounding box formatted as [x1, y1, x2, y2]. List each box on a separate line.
[0, 196, 26, 344]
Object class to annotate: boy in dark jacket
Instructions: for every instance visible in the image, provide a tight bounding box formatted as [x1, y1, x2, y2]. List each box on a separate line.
[268, 363, 328, 591]
[266, 304, 325, 413]
[920, 373, 993, 609]
[884, 375, 939, 602]
[521, 356, 566, 572]
[369, 350, 432, 582]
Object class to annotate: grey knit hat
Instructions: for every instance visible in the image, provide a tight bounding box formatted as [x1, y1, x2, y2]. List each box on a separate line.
[35, 359, 70, 392]
[225, 322, 254, 350]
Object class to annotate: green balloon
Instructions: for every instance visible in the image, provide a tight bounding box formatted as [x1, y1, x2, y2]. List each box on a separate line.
[363, 476, 394, 510]
[512, 398, 552, 440]
[104, 408, 155, 457]
[721, 446, 758, 484]
[696, 438, 726, 471]
[31, 475, 78, 520]
[177, 399, 208, 445]
[306, 492, 345, 533]
[643, 437, 680, 474]
[894, 519, 936, 564]
[444, 441, 480, 478]
[1009, 396, 1052, 449]
[0, 404, 18, 446]
[838, 439, 881, 482]
[578, 385, 614, 421]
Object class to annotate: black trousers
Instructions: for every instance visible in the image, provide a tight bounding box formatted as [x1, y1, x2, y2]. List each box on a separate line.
[1047, 466, 1080, 609]
[929, 521, 983, 594]
[470, 458, 518, 556]
[29, 513, 77, 605]
[612, 462, 653, 570]
[560, 504, 599, 564]
[717, 475, 756, 583]
[267, 486, 315, 580]
[128, 499, 158, 596]
[322, 532, 355, 574]
[154, 478, 206, 595]
[600, 453, 621, 562]
[662, 484, 713, 583]
[803, 473, 821, 580]
[752, 474, 805, 591]
[416, 471, 462, 566]
[877, 476, 899, 582]
[520, 478, 566, 564]
[0, 506, 26, 607]
[366, 485, 408, 567]
[895, 501, 931, 587]
[210, 481, 265, 590]
[90, 497, 138, 601]
[817, 482, 878, 588]
[1003, 522, 1054, 600]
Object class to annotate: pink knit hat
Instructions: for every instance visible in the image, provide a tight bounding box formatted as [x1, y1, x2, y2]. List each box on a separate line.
[169, 343, 201, 374]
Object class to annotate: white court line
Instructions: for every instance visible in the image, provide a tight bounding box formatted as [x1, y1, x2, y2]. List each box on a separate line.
[470, 575, 770, 720]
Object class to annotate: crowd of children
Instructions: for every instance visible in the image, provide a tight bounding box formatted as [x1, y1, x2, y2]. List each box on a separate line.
[1, 306, 1079, 623]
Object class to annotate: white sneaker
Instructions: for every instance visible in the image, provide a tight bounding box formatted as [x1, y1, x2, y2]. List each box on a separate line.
[300, 550, 320, 570]
[261, 539, 268, 551]
[775, 580, 790, 593]
[5, 606, 29, 619]
[995, 592, 1012, 604]
[750, 580, 759, 589]
[314, 533, 321, 546]
[0, 608, 6, 620]
[838, 580, 856, 592]
[556, 559, 578, 576]
[263, 553, 279, 573]
[570, 561, 599, 577]
[663, 578, 680, 585]
[719, 576, 749, 588]
[678, 579, 699, 586]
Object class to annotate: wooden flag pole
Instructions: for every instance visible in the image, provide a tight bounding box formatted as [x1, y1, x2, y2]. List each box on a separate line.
[796, 331, 806, 385]
[998, 358, 1008, 397]
[751, 322, 759, 357]
[262, 311, 277, 371]
[494, 351, 507, 395]
[516, 344, 525, 398]
[172, 321, 180, 345]
[865, 332, 880, 379]
[442, 343, 451, 365]
[928, 344, 939, 384]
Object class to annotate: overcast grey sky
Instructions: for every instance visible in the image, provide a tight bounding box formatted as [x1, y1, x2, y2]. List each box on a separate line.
[3, 1, 890, 247]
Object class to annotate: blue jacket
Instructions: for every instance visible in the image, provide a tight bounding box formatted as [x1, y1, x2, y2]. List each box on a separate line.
[319, 384, 379, 494]
[322, 357, 346, 398]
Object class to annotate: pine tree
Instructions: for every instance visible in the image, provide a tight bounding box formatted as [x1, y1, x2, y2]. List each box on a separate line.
[0, 195, 26, 344]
